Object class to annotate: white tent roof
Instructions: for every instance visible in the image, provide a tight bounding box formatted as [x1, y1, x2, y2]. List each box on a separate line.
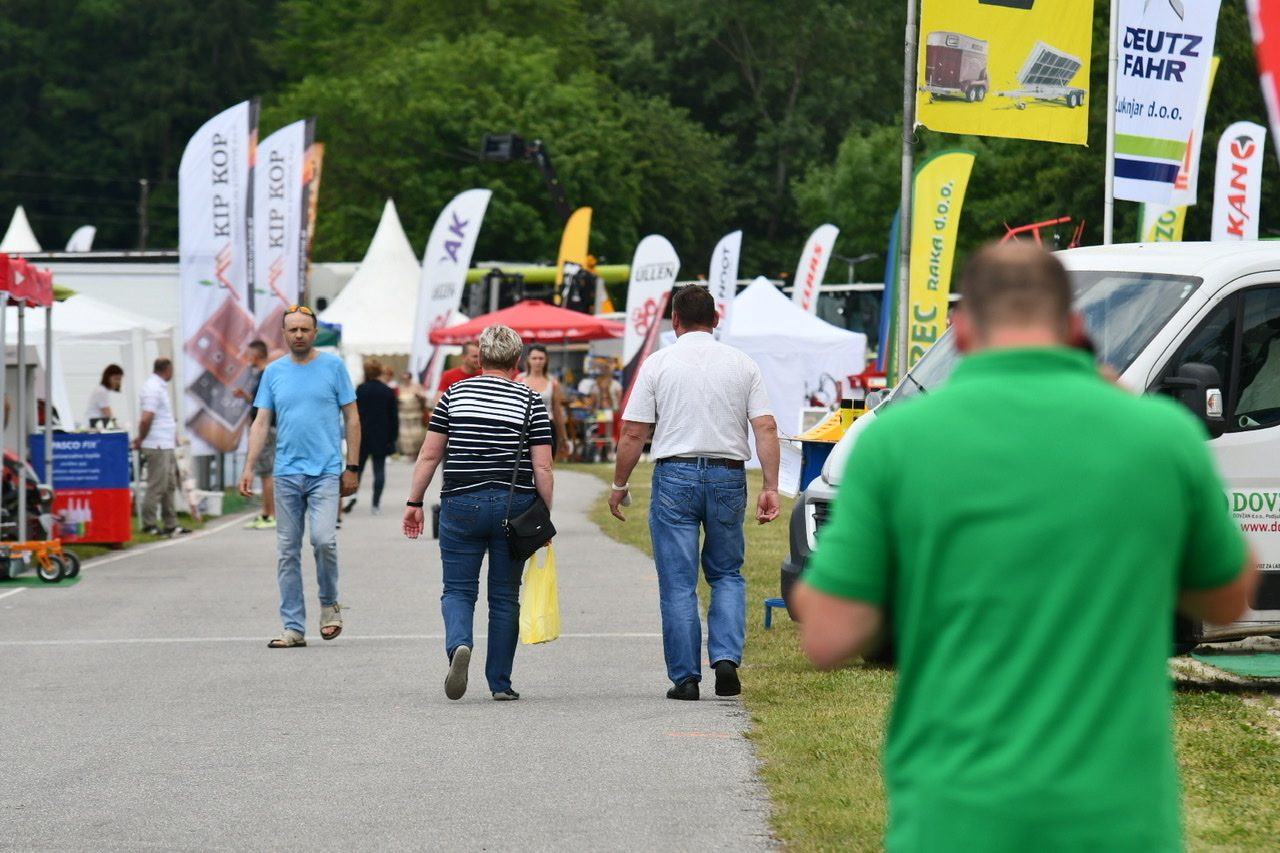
[0, 205, 42, 253]
[318, 199, 423, 380]
[722, 276, 867, 440]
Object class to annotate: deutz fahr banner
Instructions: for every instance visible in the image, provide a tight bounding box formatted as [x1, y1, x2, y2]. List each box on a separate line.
[917, 0, 1093, 145]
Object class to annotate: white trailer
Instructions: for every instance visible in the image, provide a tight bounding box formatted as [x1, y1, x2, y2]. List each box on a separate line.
[997, 40, 1087, 109]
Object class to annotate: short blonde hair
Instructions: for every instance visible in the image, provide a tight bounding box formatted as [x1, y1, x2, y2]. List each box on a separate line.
[479, 325, 524, 370]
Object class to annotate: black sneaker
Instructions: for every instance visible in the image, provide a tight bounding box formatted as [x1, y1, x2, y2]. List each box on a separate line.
[713, 660, 741, 696]
[492, 689, 520, 701]
[164, 526, 194, 537]
[142, 525, 162, 536]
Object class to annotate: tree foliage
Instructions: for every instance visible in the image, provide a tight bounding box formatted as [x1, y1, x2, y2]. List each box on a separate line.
[0, 0, 1276, 291]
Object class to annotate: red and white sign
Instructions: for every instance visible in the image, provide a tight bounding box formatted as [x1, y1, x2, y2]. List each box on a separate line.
[1248, 0, 1280, 166]
[1211, 121, 1267, 241]
[791, 224, 838, 314]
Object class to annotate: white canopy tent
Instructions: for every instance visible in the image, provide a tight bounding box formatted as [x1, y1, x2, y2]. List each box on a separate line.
[319, 199, 426, 382]
[4, 294, 174, 436]
[0, 205, 42, 253]
[721, 276, 868, 441]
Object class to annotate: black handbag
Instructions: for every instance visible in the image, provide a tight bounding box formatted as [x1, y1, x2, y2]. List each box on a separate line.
[503, 392, 555, 563]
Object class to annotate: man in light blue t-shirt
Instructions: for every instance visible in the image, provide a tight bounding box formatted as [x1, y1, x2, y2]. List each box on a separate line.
[239, 305, 360, 649]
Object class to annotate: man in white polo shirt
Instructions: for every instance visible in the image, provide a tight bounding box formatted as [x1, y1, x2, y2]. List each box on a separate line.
[132, 358, 190, 537]
[609, 285, 780, 700]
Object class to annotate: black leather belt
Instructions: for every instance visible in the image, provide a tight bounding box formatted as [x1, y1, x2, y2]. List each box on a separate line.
[656, 456, 744, 469]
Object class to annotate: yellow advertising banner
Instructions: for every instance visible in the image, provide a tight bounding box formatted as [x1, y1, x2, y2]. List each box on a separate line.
[1139, 203, 1187, 242]
[908, 149, 975, 370]
[556, 206, 592, 285]
[917, 0, 1094, 145]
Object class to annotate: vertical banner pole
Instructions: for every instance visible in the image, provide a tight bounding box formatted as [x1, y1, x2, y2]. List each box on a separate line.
[1104, 0, 1119, 245]
[896, 0, 919, 384]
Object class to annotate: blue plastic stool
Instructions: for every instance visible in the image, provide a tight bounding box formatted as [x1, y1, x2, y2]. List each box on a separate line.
[764, 597, 788, 629]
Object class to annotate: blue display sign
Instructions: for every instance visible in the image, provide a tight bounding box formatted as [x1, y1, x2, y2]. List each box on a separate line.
[29, 432, 132, 489]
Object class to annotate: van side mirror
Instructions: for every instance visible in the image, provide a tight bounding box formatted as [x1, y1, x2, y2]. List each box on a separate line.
[865, 389, 887, 410]
[1162, 362, 1226, 439]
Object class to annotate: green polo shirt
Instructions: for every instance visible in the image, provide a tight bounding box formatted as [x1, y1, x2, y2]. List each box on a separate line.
[804, 347, 1245, 853]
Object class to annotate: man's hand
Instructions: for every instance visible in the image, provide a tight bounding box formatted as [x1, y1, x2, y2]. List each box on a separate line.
[238, 469, 255, 498]
[756, 488, 779, 524]
[608, 486, 629, 521]
[339, 470, 358, 497]
[403, 506, 424, 539]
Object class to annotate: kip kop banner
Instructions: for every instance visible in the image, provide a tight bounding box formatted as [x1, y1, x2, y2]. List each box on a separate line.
[709, 230, 742, 337]
[179, 99, 259, 456]
[917, 0, 1093, 145]
[1138, 55, 1220, 241]
[1114, 0, 1223, 204]
[409, 188, 492, 388]
[621, 235, 680, 405]
[251, 118, 314, 362]
[896, 150, 975, 375]
[1211, 121, 1267, 241]
[1248, 0, 1280, 166]
[791, 224, 838, 314]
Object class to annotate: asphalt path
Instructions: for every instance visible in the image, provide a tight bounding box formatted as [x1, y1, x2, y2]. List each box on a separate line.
[0, 462, 775, 851]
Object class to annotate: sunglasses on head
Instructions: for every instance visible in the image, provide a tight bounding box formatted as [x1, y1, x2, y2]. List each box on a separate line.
[285, 304, 315, 317]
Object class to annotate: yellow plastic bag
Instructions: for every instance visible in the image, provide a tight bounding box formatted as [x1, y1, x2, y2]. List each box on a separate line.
[519, 545, 560, 644]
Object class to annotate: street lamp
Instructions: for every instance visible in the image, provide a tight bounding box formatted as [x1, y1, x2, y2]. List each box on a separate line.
[832, 252, 877, 283]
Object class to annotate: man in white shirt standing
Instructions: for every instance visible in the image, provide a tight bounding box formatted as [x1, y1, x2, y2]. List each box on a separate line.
[132, 358, 190, 537]
[609, 285, 780, 700]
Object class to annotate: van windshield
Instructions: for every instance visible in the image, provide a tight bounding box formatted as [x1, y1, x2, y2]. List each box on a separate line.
[889, 270, 1203, 405]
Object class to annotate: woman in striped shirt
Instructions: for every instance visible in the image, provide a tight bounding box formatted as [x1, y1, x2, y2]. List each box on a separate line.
[402, 325, 554, 701]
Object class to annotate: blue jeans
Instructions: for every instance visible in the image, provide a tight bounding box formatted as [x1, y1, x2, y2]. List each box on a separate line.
[439, 488, 534, 694]
[274, 474, 341, 636]
[649, 461, 748, 685]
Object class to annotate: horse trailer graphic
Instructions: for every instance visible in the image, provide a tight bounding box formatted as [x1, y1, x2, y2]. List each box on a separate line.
[920, 32, 990, 102]
[997, 40, 1087, 109]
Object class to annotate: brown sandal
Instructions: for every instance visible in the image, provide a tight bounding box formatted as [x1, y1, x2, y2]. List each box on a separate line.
[320, 603, 343, 640]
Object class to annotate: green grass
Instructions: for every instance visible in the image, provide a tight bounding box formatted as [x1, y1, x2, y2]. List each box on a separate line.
[579, 462, 1280, 851]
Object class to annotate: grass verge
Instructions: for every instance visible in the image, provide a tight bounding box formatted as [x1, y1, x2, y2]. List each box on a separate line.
[579, 462, 1280, 851]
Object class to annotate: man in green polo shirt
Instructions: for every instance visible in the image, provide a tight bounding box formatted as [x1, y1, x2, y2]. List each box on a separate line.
[793, 242, 1257, 852]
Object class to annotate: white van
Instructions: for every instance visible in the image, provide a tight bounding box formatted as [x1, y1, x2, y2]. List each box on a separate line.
[782, 242, 1280, 653]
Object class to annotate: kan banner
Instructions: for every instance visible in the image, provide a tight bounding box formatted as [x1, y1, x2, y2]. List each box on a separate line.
[791, 224, 838, 315]
[1248, 0, 1280, 167]
[1211, 121, 1267, 241]
[621, 234, 680, 407]
[409, 188, 492, 388]
[917, 0, 1093, 145]
[1114, 0, 1223, 203]
[178, 99, 259, 456]
[709, 230, 742, 337]
[252, 118, 315, 362]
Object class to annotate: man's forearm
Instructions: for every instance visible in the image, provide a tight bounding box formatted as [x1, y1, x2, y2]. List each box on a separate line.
[612, 421, 649, 486]
[753, 417, 781, 491]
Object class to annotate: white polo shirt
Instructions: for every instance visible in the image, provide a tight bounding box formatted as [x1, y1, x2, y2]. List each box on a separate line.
[139, 372, 177, 449]
[622, 331, 772, 461]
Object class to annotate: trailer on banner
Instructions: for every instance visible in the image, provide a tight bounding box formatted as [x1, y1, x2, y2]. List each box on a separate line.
[919, 31, 990, 103]
[997, 40, 1087, 109]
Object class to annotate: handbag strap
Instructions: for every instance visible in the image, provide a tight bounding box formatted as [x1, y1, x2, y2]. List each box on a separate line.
[505, 390, 535, 519]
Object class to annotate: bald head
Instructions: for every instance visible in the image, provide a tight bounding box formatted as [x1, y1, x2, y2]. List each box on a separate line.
[957, 243, 1074, 348]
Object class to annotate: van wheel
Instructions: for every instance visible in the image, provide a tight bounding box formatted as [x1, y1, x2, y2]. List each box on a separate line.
[975, 87, 986, 102]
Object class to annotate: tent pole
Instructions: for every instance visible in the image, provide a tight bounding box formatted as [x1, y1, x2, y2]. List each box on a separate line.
[44, 304, 53, 487]
[16, 306, 26, 542]
[896, 0, 919, 383]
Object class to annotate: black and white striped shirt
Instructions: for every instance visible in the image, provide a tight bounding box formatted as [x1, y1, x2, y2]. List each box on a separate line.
[429, 375, 552, 496]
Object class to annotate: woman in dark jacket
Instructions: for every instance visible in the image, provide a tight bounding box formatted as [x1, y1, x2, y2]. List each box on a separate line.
[351, 358, 399, 514]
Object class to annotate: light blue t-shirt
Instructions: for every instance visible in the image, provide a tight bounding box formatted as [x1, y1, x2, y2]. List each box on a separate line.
[254, 352, 356, 476]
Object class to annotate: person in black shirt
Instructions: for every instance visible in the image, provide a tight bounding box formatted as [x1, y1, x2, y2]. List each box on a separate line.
[349, 358, 399, 515]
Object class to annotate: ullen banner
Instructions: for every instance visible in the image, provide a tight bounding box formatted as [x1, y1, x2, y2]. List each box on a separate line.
[917, 0, 1093, 145]
[179, 99, 260, 456]
[1114, 0, 1223, 203]
[1211, 121, 1267, 241]
[791, 224, 838, 315]
[621, 234, 680, 404]
[409, 188, 492, 387]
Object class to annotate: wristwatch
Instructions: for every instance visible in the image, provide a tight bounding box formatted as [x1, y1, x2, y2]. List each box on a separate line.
[345, 464, 360, 473]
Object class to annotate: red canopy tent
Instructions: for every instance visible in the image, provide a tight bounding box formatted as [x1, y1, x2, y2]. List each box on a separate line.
[429, 300, 624, 345]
